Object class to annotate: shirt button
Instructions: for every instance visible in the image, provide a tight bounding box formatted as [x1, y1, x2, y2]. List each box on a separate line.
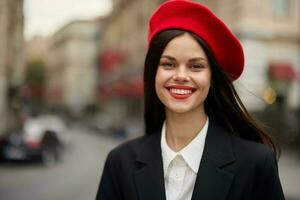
[174, 173, 181, 179]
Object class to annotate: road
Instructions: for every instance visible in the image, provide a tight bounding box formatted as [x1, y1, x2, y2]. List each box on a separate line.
[279, 149, 300, 200]
[0, 124, 299, 200]
[0, 124, 121, 200]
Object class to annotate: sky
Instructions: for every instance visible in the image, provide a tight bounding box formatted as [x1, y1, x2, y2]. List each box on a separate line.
[24, 0, 112, 40]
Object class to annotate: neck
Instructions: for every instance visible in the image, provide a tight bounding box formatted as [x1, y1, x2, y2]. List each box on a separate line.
[165, 108, 207, 152]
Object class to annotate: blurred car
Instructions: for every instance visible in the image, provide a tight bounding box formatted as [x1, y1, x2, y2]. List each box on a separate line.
[0, 115, 70, 166]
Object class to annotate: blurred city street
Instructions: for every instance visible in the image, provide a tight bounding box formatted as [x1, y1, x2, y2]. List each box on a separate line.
[0, 124, 121, 200]
[279, 150, 300, 200]
[0, 123, 299, 200]
[0, 0, 299, 200]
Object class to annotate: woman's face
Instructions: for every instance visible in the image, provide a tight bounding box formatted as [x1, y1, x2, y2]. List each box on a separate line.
[155, 33, 211, 114]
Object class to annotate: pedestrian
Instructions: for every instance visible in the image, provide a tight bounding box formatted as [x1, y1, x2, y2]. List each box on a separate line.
[96, 0, 285, 199]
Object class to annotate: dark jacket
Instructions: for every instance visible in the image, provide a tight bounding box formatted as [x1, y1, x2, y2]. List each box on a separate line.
[96, 120, 285, 200]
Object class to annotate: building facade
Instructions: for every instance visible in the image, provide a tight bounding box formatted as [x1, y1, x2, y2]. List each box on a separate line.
[222, 0, 300, 111]
[47, 19, 102, 116]
[96, 0, 162, 127]
[0, 0, 24, 133]
[96, 0, 299, 129]
[25, 36, 50, 63]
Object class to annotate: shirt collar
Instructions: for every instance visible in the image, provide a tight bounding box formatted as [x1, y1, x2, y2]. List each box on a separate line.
[161, 122, 178, 174]
[161, 117, 209, 174]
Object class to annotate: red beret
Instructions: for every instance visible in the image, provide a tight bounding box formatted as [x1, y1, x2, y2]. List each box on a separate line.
[148, 0, 244, 81]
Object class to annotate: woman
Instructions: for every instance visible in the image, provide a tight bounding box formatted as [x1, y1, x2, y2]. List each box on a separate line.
[96, 1, 285, 199]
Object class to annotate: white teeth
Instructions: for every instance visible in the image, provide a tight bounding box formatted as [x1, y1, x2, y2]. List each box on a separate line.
[170, 88, 192, 95]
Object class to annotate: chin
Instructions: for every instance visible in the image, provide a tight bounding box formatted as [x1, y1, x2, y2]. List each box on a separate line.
[166, 106, 193, 114]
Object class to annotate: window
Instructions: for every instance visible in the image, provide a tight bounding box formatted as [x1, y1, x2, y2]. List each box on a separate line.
[270, 0, 290, 16]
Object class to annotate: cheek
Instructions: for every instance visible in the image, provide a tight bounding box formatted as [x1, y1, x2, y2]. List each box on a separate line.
[194, 74, 212, 97]
[154, 72, 160, 90]
[154, 71, 163, 98]
[155, 68, 168, 90]
[155, 69, 171, 103]
[204, 70, 212, 89]
[204, 77, 212, 98]
[195, 72, 211, 87]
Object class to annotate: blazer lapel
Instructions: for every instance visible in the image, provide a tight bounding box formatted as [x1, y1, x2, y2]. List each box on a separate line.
[134, 132, 166, 200]
[192, 120, 236, 200]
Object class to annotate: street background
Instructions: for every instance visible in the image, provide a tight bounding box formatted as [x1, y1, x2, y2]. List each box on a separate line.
[1, 124, 300, 200]
[0, 0, 300, 199]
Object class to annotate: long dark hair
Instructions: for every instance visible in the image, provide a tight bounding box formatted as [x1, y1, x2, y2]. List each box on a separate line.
[144, 29, 279, 156]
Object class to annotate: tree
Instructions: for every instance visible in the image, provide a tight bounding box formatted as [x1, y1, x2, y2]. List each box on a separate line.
[23, 59, 47, 113]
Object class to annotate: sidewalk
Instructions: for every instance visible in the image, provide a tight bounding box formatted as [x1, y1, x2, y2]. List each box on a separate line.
[279, 149, 300, 200]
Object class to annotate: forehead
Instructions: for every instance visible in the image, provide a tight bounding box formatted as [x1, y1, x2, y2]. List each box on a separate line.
[161, 33, 207, 59]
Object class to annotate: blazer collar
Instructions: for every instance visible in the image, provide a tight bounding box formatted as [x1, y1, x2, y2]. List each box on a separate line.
[134, 120, 236, 200]
[134, 132, 166, 200]
[191, 120, 236, 200]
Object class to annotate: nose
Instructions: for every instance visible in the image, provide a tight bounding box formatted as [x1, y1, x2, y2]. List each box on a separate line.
[172, 66, 190, 82]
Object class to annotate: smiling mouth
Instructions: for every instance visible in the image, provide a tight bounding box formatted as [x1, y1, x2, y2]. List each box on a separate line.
[165, 86, 196, 99]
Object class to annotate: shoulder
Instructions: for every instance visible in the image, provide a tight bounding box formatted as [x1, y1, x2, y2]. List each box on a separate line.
[106, 133, 159, 164]
[110, 135, 146, 155]
[227, 134, 284, 199]
[230, 135, 277, 170]
[209, 120, 276, 166]
[231, 135, 274, 157]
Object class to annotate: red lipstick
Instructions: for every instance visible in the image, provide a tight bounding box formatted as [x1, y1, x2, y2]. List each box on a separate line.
[165, 85, 196, 100]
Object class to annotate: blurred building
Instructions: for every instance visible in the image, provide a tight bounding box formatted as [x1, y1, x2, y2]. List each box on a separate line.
[218, 0, 299, 111]
[47, 19, 102, 116]
[0, 0, 24, 133]
[97, 0, 299, 127]
[25, 36, 50, 63]
[22, 36, 50, 111]
[96, 0, 161, 127]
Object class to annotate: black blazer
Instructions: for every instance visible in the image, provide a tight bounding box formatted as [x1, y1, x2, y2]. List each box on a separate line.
[96, 120, 285, 200]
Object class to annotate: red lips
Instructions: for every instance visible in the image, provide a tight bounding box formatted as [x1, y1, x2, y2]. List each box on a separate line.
[165, 85, 196, 99]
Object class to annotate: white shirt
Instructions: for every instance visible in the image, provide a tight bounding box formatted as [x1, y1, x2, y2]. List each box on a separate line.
[161, 118, 209, 200]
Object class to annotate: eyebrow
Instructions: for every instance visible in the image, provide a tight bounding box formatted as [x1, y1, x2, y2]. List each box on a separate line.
[160, 55, 207, 62]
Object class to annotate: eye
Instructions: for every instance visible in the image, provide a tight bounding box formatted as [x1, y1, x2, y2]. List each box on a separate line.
[159, 62, 175, 69]
[189, 63, 205, 71]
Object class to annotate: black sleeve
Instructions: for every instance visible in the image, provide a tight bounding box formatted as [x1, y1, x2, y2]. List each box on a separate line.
[254, 149, 285, 200]
[96, 151, 122, 200]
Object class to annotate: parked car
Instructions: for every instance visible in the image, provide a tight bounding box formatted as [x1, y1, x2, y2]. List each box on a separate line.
[0, 115, 70, 166]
